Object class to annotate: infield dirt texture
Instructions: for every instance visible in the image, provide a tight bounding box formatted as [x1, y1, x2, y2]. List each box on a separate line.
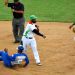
[0, 21, 75, 75]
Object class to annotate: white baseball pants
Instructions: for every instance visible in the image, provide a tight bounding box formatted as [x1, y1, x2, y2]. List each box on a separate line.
[22, 37, 40, 64]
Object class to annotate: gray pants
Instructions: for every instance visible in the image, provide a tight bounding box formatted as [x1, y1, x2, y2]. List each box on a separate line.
[12, 17, 25, 42]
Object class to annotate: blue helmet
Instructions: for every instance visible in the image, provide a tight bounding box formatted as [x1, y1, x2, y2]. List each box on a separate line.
[17, 45, 24, 51]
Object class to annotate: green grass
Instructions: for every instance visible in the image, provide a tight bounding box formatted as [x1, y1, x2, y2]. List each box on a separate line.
[0, 0, 75, 22]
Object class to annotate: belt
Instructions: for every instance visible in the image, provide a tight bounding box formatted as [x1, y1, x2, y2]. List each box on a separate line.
[25, 37, 33, 39]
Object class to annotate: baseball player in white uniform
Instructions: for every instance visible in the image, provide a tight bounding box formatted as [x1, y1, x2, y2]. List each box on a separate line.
[21, 15, 46, 66]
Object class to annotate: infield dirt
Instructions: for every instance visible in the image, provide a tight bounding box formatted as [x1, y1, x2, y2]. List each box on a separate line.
[0, 21, 75, 75]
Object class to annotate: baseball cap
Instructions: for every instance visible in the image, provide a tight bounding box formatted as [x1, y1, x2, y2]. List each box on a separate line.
[30, 15, 37, 20]
[14, 0, 19, 2]
[17, 45, 24, 51]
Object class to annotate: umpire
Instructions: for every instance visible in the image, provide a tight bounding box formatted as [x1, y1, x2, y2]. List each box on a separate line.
[4, 0, 25, 43]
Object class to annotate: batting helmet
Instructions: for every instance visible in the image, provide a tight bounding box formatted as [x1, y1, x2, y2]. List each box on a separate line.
[17, 45, 24, 51]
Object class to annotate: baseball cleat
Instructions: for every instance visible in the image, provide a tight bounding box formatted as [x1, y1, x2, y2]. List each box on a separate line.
[14, 40, 20, 43]
[36, 63, 42, 66]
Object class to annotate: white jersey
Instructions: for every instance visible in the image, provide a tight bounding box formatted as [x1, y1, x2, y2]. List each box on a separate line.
[23, 21, 37, 38]
[22, 21, 41, 64]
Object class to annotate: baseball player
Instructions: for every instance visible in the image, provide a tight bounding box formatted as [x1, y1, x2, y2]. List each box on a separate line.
[21, 15, 46, 66]
[0, 45, 29, 68]
[4, 0, 25, 43]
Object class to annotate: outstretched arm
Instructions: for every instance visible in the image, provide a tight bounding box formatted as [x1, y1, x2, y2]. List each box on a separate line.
[4, 0, 8, 6]
[32, 29, 46, 38]
[12, 9, 24, 14]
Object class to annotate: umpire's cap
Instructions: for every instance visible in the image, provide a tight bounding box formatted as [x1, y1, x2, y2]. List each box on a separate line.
[30, 15, 37, 20]
[14, 0, 19, 2]
[17, 45, 24, 51]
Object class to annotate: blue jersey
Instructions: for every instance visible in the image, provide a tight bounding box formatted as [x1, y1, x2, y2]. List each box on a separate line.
[0, 51, 29, 68]
[11, 53, 29, 65]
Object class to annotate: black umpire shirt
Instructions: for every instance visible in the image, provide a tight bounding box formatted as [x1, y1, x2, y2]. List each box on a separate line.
[8, 2, 24, 19]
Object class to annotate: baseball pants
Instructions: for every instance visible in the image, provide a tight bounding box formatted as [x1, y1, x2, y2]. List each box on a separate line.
[12, 17, 25, 42]
[22, 37, 40, 64]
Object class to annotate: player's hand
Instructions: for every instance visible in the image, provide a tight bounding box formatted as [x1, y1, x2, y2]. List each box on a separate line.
[4, 48, 8, 52]
[69, 25, 72, 29]
[42, 35, 46, 39]
[23, 64, 28, 67]
[35, 25, 39, 28]
[4, 0, 8, 6]
[12, 9, 15, 12]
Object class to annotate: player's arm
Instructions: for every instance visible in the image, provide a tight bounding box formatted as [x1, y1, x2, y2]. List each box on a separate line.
[32, 29, 46, 38]
[4, 0, 8, 6]
[12, 9, 24, 14]
[23, 55, 29, 67]
[4, 0, 14, 8]
[69, 23, 75, 29]
[9, 54, 16, 61]
[30, 24, 46, 38]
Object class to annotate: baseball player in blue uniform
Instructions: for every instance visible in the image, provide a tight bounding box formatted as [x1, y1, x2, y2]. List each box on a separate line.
[0, 45, 29, 68]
